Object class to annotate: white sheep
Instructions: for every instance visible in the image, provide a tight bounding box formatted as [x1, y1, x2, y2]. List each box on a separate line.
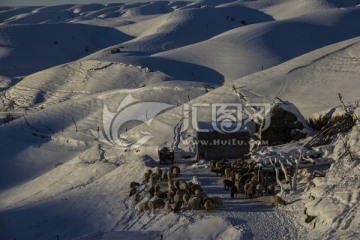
[179, 182, 189, 191]
[149, 197, 165, 210]
[204, 199, 214, 211]
[173, 194, 181, 203]
[270, 195, 286, 207]
[164, 202, 173, 214]
[195, 191, 207, 202]
[210, 197, 223, 208]
[187, 196, 202, 210]
[245, 183, 256, 198]
[167, 171, 172, 181]
[225, 168, 232, 179]
[256, 184, 263, 196]
[191, 176, 201, 185]
[182, 194, 190, 205]
[137, 201, 149, 212]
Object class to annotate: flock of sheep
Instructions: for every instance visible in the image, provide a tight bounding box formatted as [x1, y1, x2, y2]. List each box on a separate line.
[130, 165, 224, 214]
[209, 158, 286, 206]
[129, 158, 287, 215]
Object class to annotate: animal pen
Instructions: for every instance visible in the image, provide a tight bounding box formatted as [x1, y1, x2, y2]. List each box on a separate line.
[196, 122, 251, 161]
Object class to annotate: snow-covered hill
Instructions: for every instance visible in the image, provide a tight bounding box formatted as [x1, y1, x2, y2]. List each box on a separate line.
[0, 1, 359, 239]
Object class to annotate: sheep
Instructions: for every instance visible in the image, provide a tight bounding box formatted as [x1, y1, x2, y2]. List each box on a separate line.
[230, 186, 238, 198]
[137, 201, 149, 212]
[156, 191, 168, 199]
[130, 181, 140, 189]
[190, 184, 202, 194]
[235, 180, 242, 193]
[268, 184, 276, 195]
[149, 178, 157, 187]
[167, 191, 175, 202]
[270, 195, 286, 207]
[194, 189, 201, 196]
[215, 161, 223, 169]
[210, 197, 223, 208]
[161, 171, 168, 181]
[230, 174, 236, 183]
[133, 193, 140, 203]
[129, 187, 137, 197]
[195, 191, 207, 202]
[202, 196, 211, 205]
[155, 167, 163, 177]
[173, 180, 180, 190]
[168, 185, 176, 194]
[149, 197, 165, 210]
[182, 194, 190, 205]
[167, 180, 173, 188]
[174, 194, 181, 203]
[154, 183, 160, 193]
[209, 160, 216, 168]
[167, 171, 172, 181]
[171, 166, 181, 178]
[150, 173, 160, 184]
[176, 189, 190, 199]
[223, 179, 234, 190]
[256, 184, 263, 197]
[204, 200, 214, 211]
[164, 202, 173, 214]
[187, 196, 202, 210]
[143, 172, 150, 183]
[244, 183, 256, 198]
[235, 169, 246, 181]
[239, 173, 253, 184]
[180, 182, 189, 191]
[210, 166, 225, 177]
[148, 186, 155, 198]
[225, 168, 232, 178]
[173, 200, 182, 213]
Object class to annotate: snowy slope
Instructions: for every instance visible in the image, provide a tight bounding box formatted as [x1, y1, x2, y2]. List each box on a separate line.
[0, 1, 359, 240]
[0, 23, 132, 77]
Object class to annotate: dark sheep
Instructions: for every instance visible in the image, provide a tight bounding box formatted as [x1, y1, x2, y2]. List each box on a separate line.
[130, 182, 140, 189]
[230, 186, 238, 198]
[223, 179, 234, 190]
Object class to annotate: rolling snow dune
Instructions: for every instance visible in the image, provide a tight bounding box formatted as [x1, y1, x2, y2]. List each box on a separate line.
[238, 37, 360, 117]
[4, 60, 171, 108]
[145, 7, 360, 81]
[0, 23, 132, 77]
